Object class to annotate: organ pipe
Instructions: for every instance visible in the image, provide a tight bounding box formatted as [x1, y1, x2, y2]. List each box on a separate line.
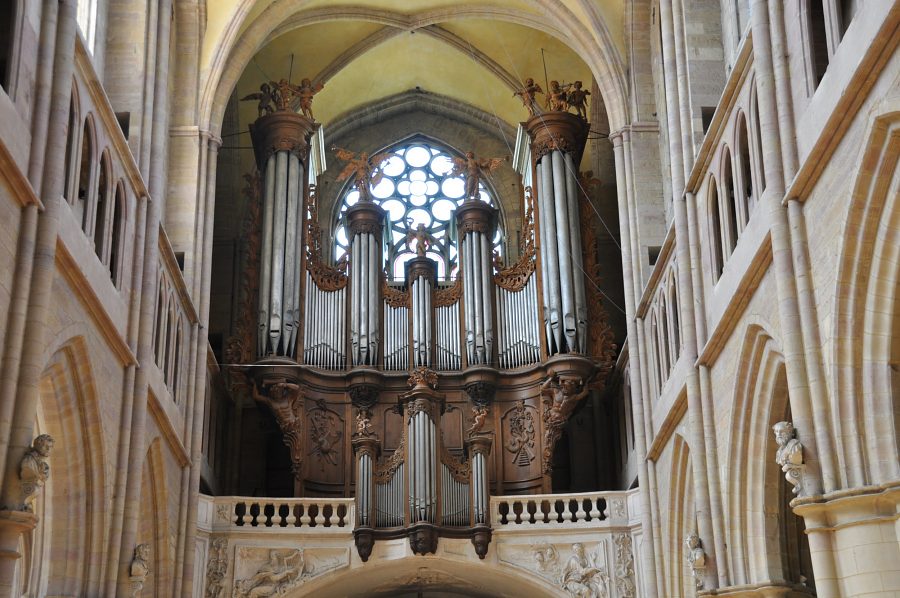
[456, 200, 498, 367]
[526, 111, 590, 356]
[347, 200, 385, 366]
[248, 109, 316, 359]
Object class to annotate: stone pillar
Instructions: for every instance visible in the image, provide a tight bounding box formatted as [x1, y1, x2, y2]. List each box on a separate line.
[526, 112, 590, 356]
[249, 111, 317, 359]
[456, 200, 498, 367]
[407, 257, 436, 369]
[346, 201, 385, 367]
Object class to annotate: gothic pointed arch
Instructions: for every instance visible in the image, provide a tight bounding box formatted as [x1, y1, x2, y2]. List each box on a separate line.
[832, 105, 900, 488]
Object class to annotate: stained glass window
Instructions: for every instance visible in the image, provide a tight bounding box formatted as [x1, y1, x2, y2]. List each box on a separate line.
[334, 140, 502, 281]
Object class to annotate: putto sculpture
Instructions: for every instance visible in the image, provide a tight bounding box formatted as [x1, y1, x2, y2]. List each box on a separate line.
[19, 433, 54, 511]
[333, 147, 393, 203]
[547, 80, 570, 112]
[405, 222, 436, 257]
[773, 421, 806, 495]
[566, 80, 591, 120]
[513, 77, 544, 116]
[451, 151, 507, 201]
[240, 77, 324, 117]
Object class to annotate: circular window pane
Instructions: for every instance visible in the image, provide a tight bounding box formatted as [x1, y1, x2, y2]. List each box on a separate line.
[371, 178, 394, 199]
[382, 155, 405, 177]
[397, 180, 411, 196]
[345, 189, 360, 206]
[336, 227, 349, 246]
[425, 180, 440, 195]
[431, 155, 454, 176]
[432, 199, 455, 221]
[410, 194, 427, 207]
[405, 146, 431, 167]
[409, 169, 427, 182]
[407, 208, 432, 228]
[410, 180, 427, 196]
[441, 177, 465, 199]
[381, 199, 406, 222]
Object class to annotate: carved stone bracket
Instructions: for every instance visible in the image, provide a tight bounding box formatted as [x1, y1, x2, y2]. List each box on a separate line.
[685, 532, 707, 590]
[408, 523, 439, 556]
[19, 434, 54, 512]
[773, 421, 806, 496]
[348, 384, 379, 409]
[129, 543, 151, 598]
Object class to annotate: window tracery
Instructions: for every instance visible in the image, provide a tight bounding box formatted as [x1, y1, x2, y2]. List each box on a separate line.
[333, 140, 502, 281]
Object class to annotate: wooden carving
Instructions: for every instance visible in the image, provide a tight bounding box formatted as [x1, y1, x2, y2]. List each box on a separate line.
[382, 277, 410, 308]
[308, 400, 342, 470]
[504, 400, 536, 466]
[440, 443, 470, 482]
[306, 185, 349, 291]
[433, 277, 462, 307]
[374, 435, 405, 484]
[224, 171, 262, 365]
[253, 381, 305, 478]
[494, 187, 536, 291]
[578, 173, 617, 381]
[541, 375, 589, 475]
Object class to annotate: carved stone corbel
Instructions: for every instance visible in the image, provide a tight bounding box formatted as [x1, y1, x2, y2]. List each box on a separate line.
[684, 532, 707, 590]
[540, 375, 589, 475]
[19, 434, 53, 512]
[773, 421, 806, 496]
[129, 543, 151, 597]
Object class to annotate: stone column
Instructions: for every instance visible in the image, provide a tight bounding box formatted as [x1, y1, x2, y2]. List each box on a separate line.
[346, 201, 385, 367]
[249, 111, 316, 359]
[526, 112, 590, 356]
[407, 258, 436, 369]
[456, 200, 498, 367]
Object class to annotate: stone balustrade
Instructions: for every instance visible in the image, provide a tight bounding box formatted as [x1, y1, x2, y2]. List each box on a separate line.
[490, 490, 634, 528]
[198, 495, 356, 533]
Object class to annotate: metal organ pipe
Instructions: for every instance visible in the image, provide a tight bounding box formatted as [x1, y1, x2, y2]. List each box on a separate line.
[351, 237, 360, 362]
[551, 150, 577, 354]
[539, 156, 563, 353]
[564, 152, 587, 353]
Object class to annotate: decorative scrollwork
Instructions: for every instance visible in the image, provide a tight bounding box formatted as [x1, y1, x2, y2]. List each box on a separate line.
[407, 366, 438, 390]
[382, 277, 410, 308]
[578, 173, 616, 381]
[374, 435, 405, 484]
[433, 277, 462, 307]
[494, 187, 536, 292]
[440, 443, 470, 482]
[306, 185, 349, 291]
[225, 172, 263, 365]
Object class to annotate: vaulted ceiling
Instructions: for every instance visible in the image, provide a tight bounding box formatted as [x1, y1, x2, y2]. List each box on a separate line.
[203, 0, 625, 134]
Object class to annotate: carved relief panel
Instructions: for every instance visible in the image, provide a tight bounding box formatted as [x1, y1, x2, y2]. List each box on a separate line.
[303, 399, 346, 495]
[498, 399, 542, 491]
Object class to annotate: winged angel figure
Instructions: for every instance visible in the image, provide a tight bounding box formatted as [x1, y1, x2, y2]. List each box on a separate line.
[451, 151, 507, 200]
[333, 147, 393, 203]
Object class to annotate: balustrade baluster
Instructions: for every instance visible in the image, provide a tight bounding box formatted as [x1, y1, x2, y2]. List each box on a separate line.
[328, 503, 340, 526]
[589, 495, 601, 520]
[575, 499, 586, 523]
[314, 503, 326, 526]
[299, 503, 311, 527]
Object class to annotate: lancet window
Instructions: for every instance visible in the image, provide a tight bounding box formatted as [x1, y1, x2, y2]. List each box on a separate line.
[333, 139, 502, 281]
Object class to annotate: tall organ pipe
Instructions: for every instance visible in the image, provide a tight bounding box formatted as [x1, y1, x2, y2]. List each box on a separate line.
[551, 150, 577, 353]
[564, 153, 587, 353]
[347, 201, 385, 366]
[538, 157, 562, 353]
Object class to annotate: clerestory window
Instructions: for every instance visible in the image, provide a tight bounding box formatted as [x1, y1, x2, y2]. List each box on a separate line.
[333, 139, 502, 281]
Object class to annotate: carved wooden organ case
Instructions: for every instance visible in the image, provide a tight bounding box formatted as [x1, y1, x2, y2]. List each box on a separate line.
[224, 105, 616, 561]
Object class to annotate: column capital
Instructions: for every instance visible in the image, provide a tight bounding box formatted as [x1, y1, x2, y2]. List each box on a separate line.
[524, 111, 590, 161]
[455, 199, 497, 240]
[248, 111, 318, 170]
[346, 200, 385, 236]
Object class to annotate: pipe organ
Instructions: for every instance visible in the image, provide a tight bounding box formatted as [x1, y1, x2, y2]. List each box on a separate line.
[229, 89, 613, 564]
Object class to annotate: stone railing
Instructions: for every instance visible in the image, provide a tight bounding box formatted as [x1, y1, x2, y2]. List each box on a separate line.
[490, 490, 634, 528]
[197, 495, 356, 533]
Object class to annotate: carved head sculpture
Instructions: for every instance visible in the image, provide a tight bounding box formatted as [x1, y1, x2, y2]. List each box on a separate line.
[136, 543, 151, 561]
[466, 151, 474, 159]
[560, 377, 582, 397]
[524, 77, 534, 86]
[572, 542, 586, 559]
[33, 434, 54, 457]
[301, 78, 311, 86]
[549, 80, 561, 91]
[573, 80, 583, 90]
[685, 532, 701, 550]
[773, 421, 795, 447]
